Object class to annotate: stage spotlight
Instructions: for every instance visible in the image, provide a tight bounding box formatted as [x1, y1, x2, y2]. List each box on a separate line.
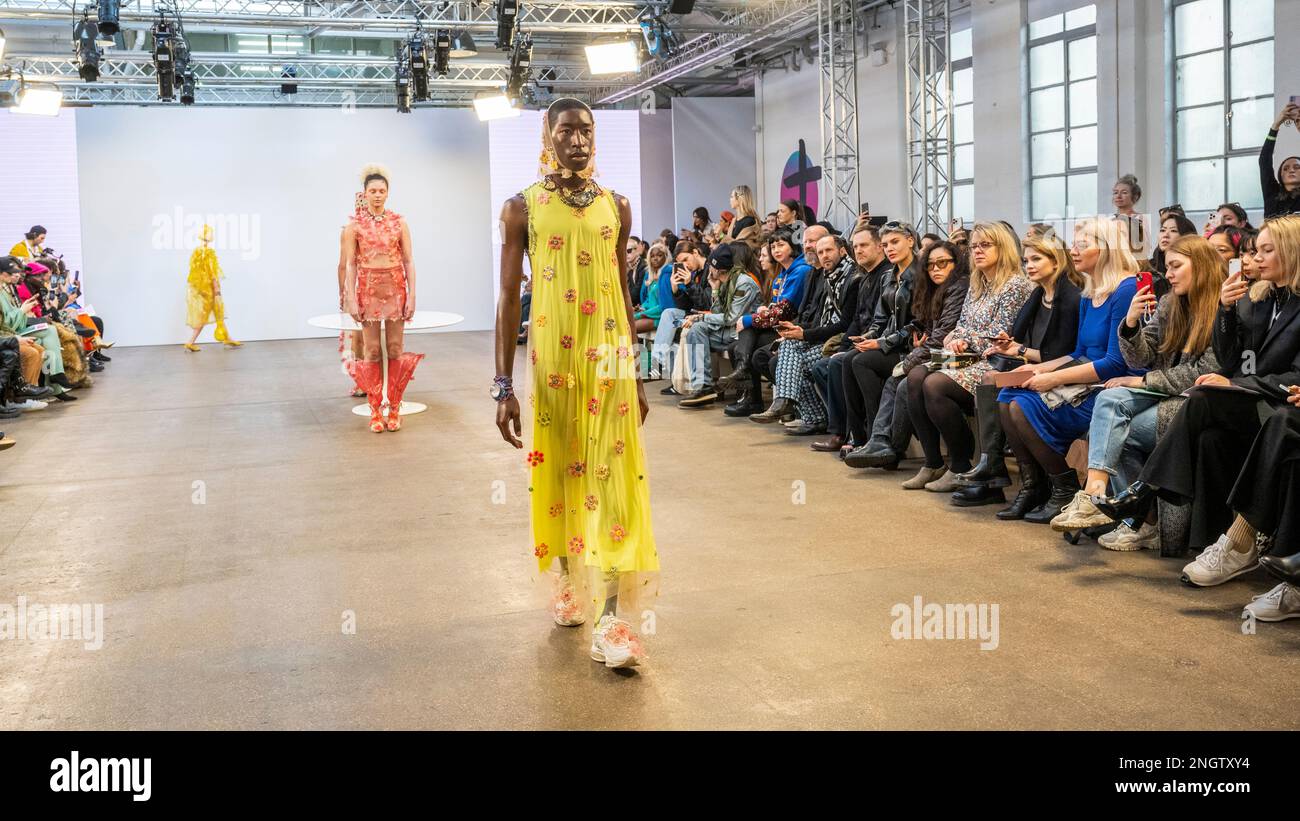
[495, 0, 518, 50]
[405, 32, 430, 101]
[395, 63, 412, 113]
[639, 15, 681, 59]
[505, 32, 532, 103]
[0, 78, 20, 107]
[585, 41, 639, 75]
[449, 29, 478, 58]
[433, 29, 450, 77]
[473, 92, 519, 121]
[74, 15, 103, 82]
[280, 64, 298, 95]
[179, 69, 195, 104]
[96, 0, 120, 36]
[14, 84, 64, 116]
[152, 18, 177, 100]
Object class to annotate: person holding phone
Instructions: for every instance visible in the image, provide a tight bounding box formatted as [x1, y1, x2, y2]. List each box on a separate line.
[649, 240, 711, 393]
[0, 256, 74, 399]
[952, 233, 1082, 507]
[1098, 216, 1300, 585]
[1260, 101, 1300, 219]
[1049, 235, 1223, 549]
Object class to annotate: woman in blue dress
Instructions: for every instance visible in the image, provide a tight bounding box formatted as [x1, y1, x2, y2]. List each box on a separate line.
[997, 217, 1144, 523]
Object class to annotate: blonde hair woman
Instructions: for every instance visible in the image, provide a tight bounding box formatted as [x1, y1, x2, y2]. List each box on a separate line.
[1051, 235, 1224, 544]
[994, 217, 1142, 523]
[956, 232, 1084, 508]
[901, 221, 1035, 492]
[1097, 216, 1300, 581]
[727, 185, 761, 242]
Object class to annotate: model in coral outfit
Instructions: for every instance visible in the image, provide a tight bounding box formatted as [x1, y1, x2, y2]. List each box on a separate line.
[342, 164, 423, 432]
[184, 224, 242, 351]
[494, 99, 659, 670]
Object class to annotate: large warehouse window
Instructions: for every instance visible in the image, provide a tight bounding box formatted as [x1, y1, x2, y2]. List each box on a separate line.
[1172, 0, 1274, 212]
[951, 27, 974, 224]
[1026, 4, 1097, 220]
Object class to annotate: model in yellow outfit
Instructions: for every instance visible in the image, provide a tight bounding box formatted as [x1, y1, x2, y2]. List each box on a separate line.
[495, 99, 658, 669]
[184, 225, 241, 350]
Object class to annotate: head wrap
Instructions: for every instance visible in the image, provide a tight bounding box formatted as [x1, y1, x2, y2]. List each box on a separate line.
[538, 99, 598, 182]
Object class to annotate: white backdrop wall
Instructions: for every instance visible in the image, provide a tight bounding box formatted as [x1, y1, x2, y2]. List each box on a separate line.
[0, 109, 84, 276]
[671, 98, 757, 232]
[75, 107, 494, 347]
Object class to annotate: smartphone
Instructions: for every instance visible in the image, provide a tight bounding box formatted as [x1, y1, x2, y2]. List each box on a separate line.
[951, 217, 964, 230]
[1291, 95, 1300, 107]
[860, 202, 870, 215]
[1228, 258, 1242, 278]
[1136, 270, 1154, 293]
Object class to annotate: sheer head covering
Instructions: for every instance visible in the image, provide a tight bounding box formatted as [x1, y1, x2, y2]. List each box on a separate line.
[201, 224, 214, 244]
[360, 163, 391, 188]
[537, 98, 598, 181]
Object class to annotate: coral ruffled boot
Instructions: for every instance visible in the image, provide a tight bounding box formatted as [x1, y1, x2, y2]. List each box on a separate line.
[384, 352, 425, 431]
[347, 360, 386, 432]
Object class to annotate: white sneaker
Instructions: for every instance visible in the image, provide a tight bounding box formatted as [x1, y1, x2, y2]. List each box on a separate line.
[590, 614, 644, 668]
[1181, 535, 1258, 587]
[551, 575, 585, 627]
[1243, 583, 1300, 622]
[17, 399, 47, 411]
[1050, 491, 1112, 532]
[782, 418, 804, 428]
[1098, 520, 1160, 552]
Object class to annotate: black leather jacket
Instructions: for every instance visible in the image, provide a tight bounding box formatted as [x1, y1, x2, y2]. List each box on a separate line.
[866, 258, 919, 355]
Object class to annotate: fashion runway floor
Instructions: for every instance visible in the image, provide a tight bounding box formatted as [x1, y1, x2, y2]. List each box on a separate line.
[1, 331, 1298, 730]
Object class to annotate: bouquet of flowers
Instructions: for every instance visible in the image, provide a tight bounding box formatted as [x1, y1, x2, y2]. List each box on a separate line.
[751, 299, 795, 329]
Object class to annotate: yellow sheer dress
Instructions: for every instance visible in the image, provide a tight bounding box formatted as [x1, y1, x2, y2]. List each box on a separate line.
[186, 246, 231, 342]
[522, 181, 659, 625]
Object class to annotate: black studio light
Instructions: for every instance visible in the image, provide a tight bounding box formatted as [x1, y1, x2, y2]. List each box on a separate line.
[73, 14, 102, 81]
[433, 28, 450, 77]
[495, 0, 519, 50]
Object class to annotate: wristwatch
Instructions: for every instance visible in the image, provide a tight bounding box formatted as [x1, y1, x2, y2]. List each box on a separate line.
[490, 375, 514, 402]
[1016, 344, 1027, 357]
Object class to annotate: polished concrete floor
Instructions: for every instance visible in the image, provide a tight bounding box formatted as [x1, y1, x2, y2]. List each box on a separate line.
[1, 331, 1297, 730]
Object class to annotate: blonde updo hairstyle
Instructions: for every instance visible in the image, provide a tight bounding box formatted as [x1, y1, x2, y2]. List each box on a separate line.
[360, 163, 391, 189]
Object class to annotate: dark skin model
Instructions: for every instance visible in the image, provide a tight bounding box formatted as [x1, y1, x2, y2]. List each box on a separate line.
[495, 106, 649, 448]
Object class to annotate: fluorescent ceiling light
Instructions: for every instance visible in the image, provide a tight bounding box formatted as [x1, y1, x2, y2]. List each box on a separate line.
[585, 41, 639, 75]
[473, 93, 520, 121]
[13, 86, 64, 116]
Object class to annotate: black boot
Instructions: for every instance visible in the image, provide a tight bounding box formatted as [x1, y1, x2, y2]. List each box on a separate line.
[49, 372, 74, 389]
[950, 484, 1007, 507]
[724, 387, 763, 417]
[92, 351, 111, 362]
[957, 384, 1010, 487]
[749, 397, 794, 424]
[997, 460, 1048, 520]
[1260, 551, 1300, 586]
[1095, 480, 1157, 524]
[1024, 469, 1083, 524]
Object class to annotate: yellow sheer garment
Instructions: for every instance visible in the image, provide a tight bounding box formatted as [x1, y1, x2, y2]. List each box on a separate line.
[186, 246, 230, 341]
[523, 181, 659, 624]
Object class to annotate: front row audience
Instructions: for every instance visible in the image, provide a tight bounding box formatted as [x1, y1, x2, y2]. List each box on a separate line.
[639, 204, 1300, 625]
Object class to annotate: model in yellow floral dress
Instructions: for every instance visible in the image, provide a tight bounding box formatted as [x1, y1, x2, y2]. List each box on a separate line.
[184, 224, 241, 351]
[496, 99, 658, 669]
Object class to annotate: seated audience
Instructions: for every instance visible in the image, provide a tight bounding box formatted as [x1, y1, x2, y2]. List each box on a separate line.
[1049, 235, 1224, 551]
[953, 232, 1082, 506]
[1261, 101, 1300, 219]
[904, 221, 1035, 492]
[997, 217, 1141, 522]
[676, 244, 761, 407]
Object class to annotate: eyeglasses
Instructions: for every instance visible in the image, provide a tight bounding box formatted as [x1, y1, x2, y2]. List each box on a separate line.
[927, 258, 955, 270]
[970, 241, 996, 251]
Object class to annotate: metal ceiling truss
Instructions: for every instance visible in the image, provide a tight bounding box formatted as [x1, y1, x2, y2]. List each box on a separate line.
[57, 81, 475, 105]
[816, 0, 858, 231]
[903, 0, 953, 235]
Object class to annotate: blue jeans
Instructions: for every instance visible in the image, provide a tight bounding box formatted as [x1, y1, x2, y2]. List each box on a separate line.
[1087, 387, 1160, 493]
[652, 308, 685, 376]
[682, 322, 734, 391]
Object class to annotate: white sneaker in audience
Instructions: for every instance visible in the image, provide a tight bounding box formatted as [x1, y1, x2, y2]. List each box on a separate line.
[1243, 583, 1300, 622]
[1180, 535, 1258, 587]
[1050, 491, 1112, 531]
[1097, 520, 1159, 552]
[18, 399, 48, 411]
[782, 418, 803, 428]
[590, 614, 644, 668]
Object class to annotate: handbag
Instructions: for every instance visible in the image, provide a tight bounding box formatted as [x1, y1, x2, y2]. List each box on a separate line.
[670, 336, 693, 395]
[821, 333, 844, 357]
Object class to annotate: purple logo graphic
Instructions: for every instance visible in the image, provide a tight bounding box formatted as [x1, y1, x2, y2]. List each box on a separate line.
[780, 139, 821, 220]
